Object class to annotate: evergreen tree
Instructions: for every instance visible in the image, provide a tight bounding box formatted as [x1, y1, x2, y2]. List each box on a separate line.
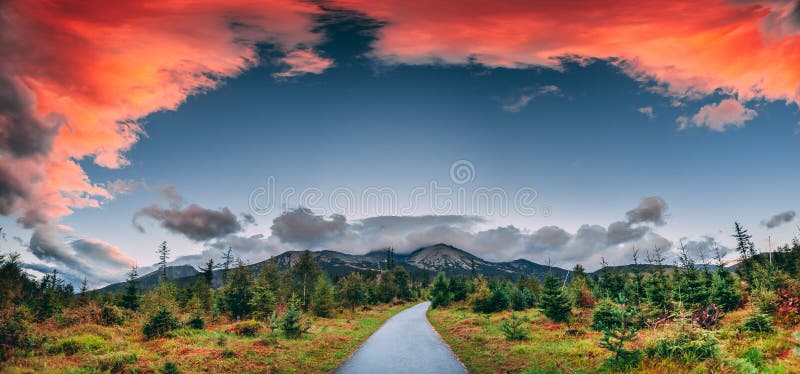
[448, 277, 471, 302]
[200, 258, 215, 287]
[157, 241, 169, 280]
[430, 272, 452, 308]
[290, 250, 322, 310]
[249, 276, 277, 321]
[119, 266, 141, 311]
[339, 272, 367, 312]
[469, 275, 493, 313]
[376, 270, 398, 303]
[222, 260, 253, 320]
[281, 295, 311, 338]
[311, 274, 336, 317]
[541, 274, 572, 322]
[221, 247, 234, 282]
[392, 266, 413, 300]
[644, 247, 671, 310]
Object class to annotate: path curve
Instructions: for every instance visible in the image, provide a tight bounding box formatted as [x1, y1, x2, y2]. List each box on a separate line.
[333, 301, 467, 374]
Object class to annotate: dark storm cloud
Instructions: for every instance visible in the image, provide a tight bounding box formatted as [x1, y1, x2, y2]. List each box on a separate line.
[625, 196, 669, 225]
[761, 210, 796, 229]
[133, 204, 243, 241]
[0, 73, 60, 157]
[0, 162, 28, 216]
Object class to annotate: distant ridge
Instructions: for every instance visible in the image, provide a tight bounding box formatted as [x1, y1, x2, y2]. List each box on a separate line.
[95, 243, 571, 292]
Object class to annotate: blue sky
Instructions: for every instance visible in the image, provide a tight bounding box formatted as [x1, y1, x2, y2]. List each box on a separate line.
[2, 2, 800, 286]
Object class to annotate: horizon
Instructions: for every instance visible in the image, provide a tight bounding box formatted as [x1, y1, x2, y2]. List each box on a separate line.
[2, 0, 800, 289]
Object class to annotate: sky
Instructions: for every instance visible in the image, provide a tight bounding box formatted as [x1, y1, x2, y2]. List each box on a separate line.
[1, 0, 800, 287]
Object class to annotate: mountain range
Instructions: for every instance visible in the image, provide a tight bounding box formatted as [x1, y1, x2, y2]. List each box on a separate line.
[96, 243, 571, 293]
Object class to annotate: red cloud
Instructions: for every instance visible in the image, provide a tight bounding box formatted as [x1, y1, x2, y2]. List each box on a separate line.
[337, 0, 800, 103]
[0, 0, 322, 226]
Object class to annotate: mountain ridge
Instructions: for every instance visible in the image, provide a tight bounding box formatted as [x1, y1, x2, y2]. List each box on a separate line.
[96, 243, 571, 292]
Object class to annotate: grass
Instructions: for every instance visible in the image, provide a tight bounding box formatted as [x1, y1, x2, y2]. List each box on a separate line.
[428, 303, 800, 373]
[3, 302, 412, 373]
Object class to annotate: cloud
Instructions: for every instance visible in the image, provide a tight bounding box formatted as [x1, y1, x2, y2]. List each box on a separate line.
[762, 210, 796, 229]
[27, 225, 136, 283]
[501, 85, 560, 112]
[105, 179, 137, 196]
[336, 0, 800, 108]
[133, 204, 243, 241]
[0, 0, 323, 226]
[145, 184, 183, 207]
[274, 49, 334, 77]
[263, 198, 673, 269]
[638, 106, 655, 118]
[271, 208, 349, 247]
[678, 99, 758, 131]
[625, 196, 669, 225]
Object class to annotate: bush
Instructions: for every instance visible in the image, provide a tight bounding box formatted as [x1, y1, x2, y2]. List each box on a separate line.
[499, 312, 528, 341]
[186, 315, 205, 330]
[646, 327, 719, 363]
[0, 312, 30, 361]
[162, 361, 180, 374]
[741, 312, 774, 333]
[98, 305, 124, 326]
[743, 347, 763, 368]
[92, 352, 139, 372]
[142, 308, 180, 340]
[49, 334, 106, 355]
[591, 299, 618, 331]
[230, 320, 262, 336]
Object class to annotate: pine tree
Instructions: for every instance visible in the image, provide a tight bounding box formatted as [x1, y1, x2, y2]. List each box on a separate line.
[157, 241, 169, 280]
[281, 295, 310, 338]
[222, 260, 253, 320]
[249, 281, 276, 321]
[311, 274, 335, 317]
[392, 266, 412, 300]
[290, 250, 322, 311]
[200, 258, 215, 287]
[120, 266, 141, 311]
[339, 272, 367, 312]
[376, 270, 398, 303]
[221, 247, 234, 283]
[541, 274, 572, 322]
[430, 272, 452, 308]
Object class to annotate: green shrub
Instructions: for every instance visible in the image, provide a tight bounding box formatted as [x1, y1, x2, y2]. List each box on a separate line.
[98, 305, 124, 326]
[499, 312, 528, 341]
[186, 316, 205, 330]
[230, 320, 262, 336]
[162, 361, 180, 374]
[0, 312, 31, 361]
[92, 352, 138, 372]
[743, 347, 763, 368]
[591, 299, 617, 331]
[281, 298, 311, 338]
[142, 308, 180, 339]
[594, 297, 640, 369]
[646, 327, 719, 363]
[49, 334, 106, 355]
[741, 312, 774, 333]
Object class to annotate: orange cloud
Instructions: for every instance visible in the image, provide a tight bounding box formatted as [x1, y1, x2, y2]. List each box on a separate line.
[337, 0, 800, 103]
[0, 0, 323, 226]
[274, 49, 334, 77]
